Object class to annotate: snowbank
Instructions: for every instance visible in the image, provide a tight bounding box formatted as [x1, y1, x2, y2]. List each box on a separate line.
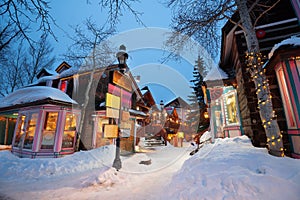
[1, 136, 299, 200]
[268, 36, 300, 59]
[0, 145, 116, 180]
[165, 136, 300, 200]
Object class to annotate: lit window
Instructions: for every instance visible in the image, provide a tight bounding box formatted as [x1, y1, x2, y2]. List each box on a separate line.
[23, 113, 38, 150]
[226, 94, 238, 124]
[14, 115, 26, 147]
[41, 112, 58, 149]
[60, 80, 68, 92]
[62, 113, 77, 148]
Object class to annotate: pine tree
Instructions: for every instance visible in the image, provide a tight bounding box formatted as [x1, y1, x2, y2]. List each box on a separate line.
[187, 56, 209, 133]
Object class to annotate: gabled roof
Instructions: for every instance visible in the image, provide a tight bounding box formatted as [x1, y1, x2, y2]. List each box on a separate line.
[165, 107, 178, 118]
[37, 68, 59, 79]
[55, 61, 72, 74]
[164, 97, 189, 108]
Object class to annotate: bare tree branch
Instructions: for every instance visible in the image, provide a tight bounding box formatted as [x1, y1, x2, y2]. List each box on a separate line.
[0, 0, 57, 52]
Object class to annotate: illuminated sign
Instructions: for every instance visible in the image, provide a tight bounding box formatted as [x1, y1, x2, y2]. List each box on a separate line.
[120, 129, 130, 138]
[106, 93, 120, 109]
[177, 132, 185, 138]
[121, 111, 130, 121]
[112, 71, 132, 92]
[108, 83, 121, 96]
[122, 90, 132, 108]
[106, 107, 119, 118]
[103, 124, 118, 138]
[120, 122, 131, 129]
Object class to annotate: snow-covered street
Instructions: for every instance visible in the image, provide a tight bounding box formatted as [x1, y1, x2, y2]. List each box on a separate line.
[1, 136, 300, 200]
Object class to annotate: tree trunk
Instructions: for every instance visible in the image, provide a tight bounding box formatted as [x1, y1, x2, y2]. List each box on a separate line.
[76, 45, 97, 151]
[236, 0, 284, 157]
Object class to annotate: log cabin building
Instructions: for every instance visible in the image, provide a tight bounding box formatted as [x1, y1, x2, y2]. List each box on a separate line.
[219, 0, 300, 157]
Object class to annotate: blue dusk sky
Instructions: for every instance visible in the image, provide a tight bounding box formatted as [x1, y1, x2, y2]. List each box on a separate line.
[48, 0, 217, 104]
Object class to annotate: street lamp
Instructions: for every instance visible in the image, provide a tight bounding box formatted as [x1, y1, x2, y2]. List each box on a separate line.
[116, 44, 128, 74]
[160, 100, 164, 124]
[112, 45, 128, 171]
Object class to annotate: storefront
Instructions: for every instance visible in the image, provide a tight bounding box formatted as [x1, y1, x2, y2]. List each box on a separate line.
[206, 86, 243, 139]
[12, 105, 80, 158]
[267, 40, 300, 158]
[0, 86, 80, 158]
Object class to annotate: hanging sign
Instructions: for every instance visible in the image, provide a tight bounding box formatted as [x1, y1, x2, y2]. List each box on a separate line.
[120, 129, 131, 138]
[103, 124, 118, 138]
[106, 93, 120, 109]
[106, 107, 119, 118]
[112, 71, 132, 92]
[108, 83, 121, 96]
[121, 110, 130, 121]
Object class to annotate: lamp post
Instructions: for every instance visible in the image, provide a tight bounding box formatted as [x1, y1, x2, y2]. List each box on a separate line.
[112, 45, 128, 171]
[116, 44, 128, 74]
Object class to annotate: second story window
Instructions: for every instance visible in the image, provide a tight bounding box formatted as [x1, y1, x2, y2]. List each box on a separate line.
[60, 80, 68, 92]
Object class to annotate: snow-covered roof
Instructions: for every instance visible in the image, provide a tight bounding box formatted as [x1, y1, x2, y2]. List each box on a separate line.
[204, 66, 228, 81]
[0, 86, 77, 108]
[129, 109, 147, 117]
[269, 36, 300, 59]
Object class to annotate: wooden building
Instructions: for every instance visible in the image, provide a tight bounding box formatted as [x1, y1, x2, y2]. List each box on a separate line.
[204, 67, 243, 139]
[265, 38, 300, 158]
[219, 0, 300, 156]
[0, 58, 145, 157]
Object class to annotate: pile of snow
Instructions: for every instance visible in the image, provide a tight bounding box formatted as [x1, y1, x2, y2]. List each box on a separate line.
[164, 136, 300, 199]
[204, 65, 228, 81]
[200, 131, 212, 143]
[0, 86, 77, 108]
[269, 36, 300, 59]
[0, 145, 116, 179]
[1, 136, 299, 199]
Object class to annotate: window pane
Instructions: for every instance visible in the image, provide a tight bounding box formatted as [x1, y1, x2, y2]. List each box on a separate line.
[41, 112, 58, 149]
[226, 94, 238, 124]
[23, 113, 38, 150]
[62, 113, 77, 148]
[276, 67, 296, 128]
[14, 115, 26, 147]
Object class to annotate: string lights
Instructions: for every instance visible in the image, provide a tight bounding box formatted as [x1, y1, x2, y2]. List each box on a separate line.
[245, 51, 284, 157]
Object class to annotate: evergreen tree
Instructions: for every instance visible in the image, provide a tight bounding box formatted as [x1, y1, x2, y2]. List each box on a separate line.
[187, 56, 209, 133]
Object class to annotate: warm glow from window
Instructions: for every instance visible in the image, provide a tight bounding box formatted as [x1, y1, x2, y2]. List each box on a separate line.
[41, 112, 58, 149]
[62, 113, 77, 148]
[23, 113, 38, 150]
[226, 94, 238, 124]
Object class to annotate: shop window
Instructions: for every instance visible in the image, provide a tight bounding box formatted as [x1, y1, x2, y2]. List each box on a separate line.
[41, 112, 58, 150]
[14, 114, 26, 148]
[62, 113, 77, 148]
[276, 67, 296, 128]
[225, 94, 238, 124]
[23, 113, 38, 149]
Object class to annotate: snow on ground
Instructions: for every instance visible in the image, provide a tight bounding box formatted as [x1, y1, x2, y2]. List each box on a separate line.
[0, 136, 299, 200]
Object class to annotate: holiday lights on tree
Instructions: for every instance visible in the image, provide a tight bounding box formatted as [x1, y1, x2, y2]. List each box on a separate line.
[246, 52, 284, 157]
